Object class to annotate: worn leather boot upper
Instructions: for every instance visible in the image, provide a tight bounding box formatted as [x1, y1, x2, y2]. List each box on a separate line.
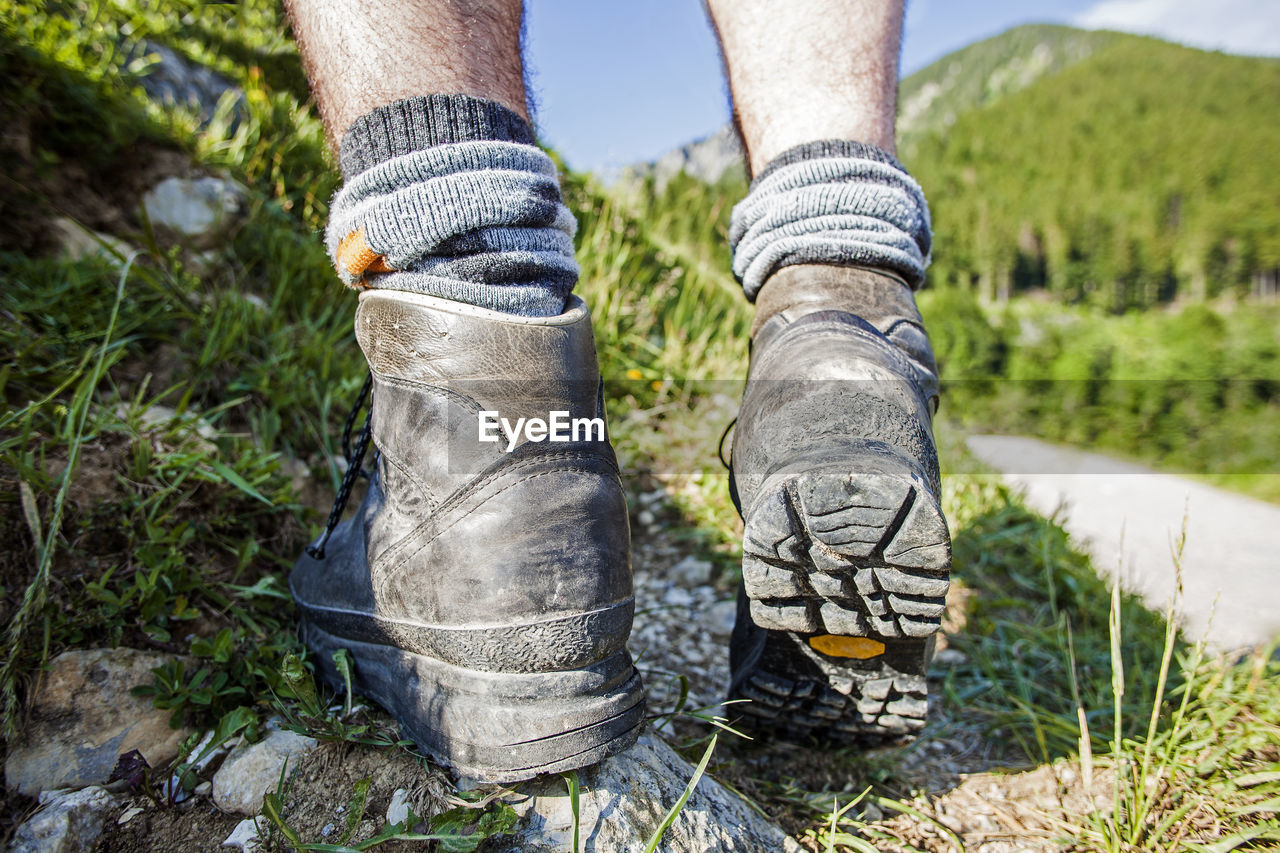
[291, 290, 635, 675]
[733, 264, 942, 513]
[726, 264, 951, 741]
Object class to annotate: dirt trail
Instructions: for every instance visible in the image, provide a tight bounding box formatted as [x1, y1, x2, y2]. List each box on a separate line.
[966, 435, 1280, 652]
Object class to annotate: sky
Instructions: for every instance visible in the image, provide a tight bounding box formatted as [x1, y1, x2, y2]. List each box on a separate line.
[523, 0, 1280, 173]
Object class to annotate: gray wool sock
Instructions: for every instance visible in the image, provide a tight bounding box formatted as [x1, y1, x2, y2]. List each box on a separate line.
[328, 95, 577, 317]
[729, 140, 932, 299]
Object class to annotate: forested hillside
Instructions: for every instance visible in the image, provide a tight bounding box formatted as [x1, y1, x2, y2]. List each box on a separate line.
[906, 32, 1280, 308]
[897, 24, 1119, 145]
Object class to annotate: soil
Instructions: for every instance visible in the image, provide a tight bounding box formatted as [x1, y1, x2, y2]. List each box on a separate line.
[98, 741, 456, 853]
[0, 104, 196, 256]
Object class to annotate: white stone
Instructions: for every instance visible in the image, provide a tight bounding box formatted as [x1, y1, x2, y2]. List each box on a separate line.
[668, 555, 713, 586]
[932, 648, 968, 667]
[662, 586, 694, 608]
[385, 788, 411, 827]
[212, 729, 317, 816]
[10, 786, 118, 853]
[51, 217, 135, 268]
[509, 731, 798, 852]
[222, 817, 262, 851]
[142, 176, 246, 247]
[114, 402, 217, 440]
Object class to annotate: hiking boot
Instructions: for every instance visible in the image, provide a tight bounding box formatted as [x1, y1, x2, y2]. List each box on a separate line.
[291, 290, 645, 781]
[726, 264, 950, 741]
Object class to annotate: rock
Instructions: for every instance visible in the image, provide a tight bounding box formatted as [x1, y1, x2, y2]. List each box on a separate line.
[708, 599, 737, 634]
[640, 125, 746, 191]
[668, 555, 713, 586]
[932, 648, 968, 667]
[212, 729, 317, 816]
[115, 805, 144, 826]
[279, 455, 312, 496]
[134, 41, 246, 127]
[141, 175, 247, 248]
[115, 403, 217, 440]
[50, 217, 136, 268]
[662, 586, 694, 608]
[509, 731, 799, 852]
[9, 786, 118, 853]
[385, 788, 411, 827]
[222, 817, 263, 851]
[4, 649, 192, 797]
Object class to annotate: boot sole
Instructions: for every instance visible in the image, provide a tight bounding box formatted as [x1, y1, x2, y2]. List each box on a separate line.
[729, 456, 950, 741]
[301, 620, 645, 782]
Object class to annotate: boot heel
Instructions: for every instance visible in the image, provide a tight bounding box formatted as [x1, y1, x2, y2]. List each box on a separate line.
[730, 454, 949, 741]
[303, 621, 645, 781]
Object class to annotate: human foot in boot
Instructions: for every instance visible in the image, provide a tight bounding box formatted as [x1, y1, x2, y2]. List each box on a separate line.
[727, 264, 950, 742]
[292, 291, 644, 781]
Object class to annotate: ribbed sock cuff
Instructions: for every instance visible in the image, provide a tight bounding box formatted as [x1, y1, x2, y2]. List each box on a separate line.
[339, 94, 535, 179]
[730, 140, 932, 298]
[328, 95, 577, 317]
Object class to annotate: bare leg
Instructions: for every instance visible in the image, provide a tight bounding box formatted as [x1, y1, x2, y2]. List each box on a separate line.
[283, 0, 528, 148]
[705, 0, 904, 172]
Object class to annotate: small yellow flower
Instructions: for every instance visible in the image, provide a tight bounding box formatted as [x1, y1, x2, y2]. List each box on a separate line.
[625, 369, 643, 380]
[651, 380, 664, 392]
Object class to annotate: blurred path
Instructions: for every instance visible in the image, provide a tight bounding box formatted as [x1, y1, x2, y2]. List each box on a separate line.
[965, 435, 1280, 652]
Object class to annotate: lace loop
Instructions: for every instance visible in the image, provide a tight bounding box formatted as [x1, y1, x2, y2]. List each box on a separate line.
[306, 374, 374, 560]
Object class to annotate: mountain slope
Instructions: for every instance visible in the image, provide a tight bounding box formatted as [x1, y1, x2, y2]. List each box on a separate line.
[904, 34, 1280, 305]
[898, 24, 1120, 148]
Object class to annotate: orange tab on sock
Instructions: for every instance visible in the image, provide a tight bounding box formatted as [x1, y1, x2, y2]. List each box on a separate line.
[336, 228, 393, 286]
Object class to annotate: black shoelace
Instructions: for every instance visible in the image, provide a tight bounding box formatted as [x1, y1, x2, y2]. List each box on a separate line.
[305, 373, 374, 560]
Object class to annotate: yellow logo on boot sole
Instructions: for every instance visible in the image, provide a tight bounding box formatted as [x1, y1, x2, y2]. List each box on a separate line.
[808, 635, 885, 659]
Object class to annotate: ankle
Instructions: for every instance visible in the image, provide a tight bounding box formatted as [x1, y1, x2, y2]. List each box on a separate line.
[729, 139, 932, 306]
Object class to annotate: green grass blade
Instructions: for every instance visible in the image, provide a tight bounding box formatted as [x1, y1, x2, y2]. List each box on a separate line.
[643, 733, 718, 853]
[0, 253, 133, 738]
[208, 457, 273, 505]
[563, 770, 581, 853]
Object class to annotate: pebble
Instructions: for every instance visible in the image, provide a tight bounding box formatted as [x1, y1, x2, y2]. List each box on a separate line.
[142, 175, 247, 248]
[9, 786, 118, 853]
[668, 555, 713, 585]
[385, 788, 411, 826]
[662, 586, 694, 608]
[212, 729, 317, 816]
[51, 217, 136, 268]
[222, 817, 262, 851]
[932, 648, 968, 667]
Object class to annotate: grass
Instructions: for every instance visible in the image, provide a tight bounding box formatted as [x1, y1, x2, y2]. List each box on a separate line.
[1, 1, 1277, 850]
